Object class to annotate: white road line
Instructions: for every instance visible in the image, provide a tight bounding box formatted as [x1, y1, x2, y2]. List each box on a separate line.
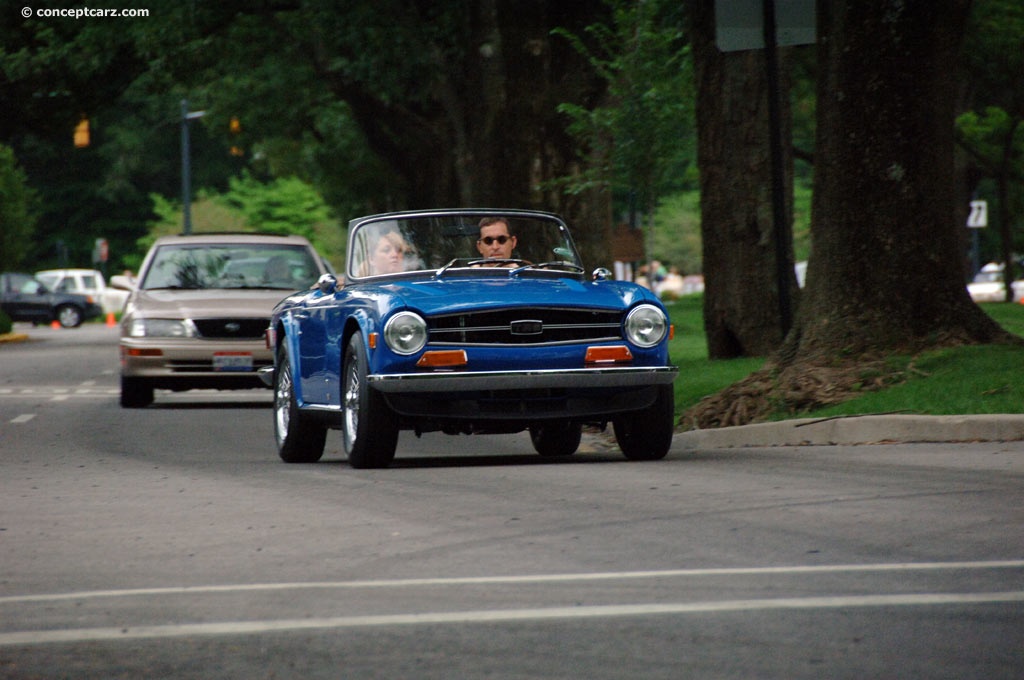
[2, 591, 1023, 646]
[10, 414, 35, 424]
[2, 560, 1022, 604]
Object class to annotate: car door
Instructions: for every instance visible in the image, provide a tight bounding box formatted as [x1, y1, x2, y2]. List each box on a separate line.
[4, 274, 53, 322]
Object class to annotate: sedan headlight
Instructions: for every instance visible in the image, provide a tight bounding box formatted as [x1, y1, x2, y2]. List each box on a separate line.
[624, 304, 668, 348]
[128, 318, 196, 338]
[383, 311, 428, 355]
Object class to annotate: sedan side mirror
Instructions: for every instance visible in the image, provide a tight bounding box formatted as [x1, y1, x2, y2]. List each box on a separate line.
[591, 267, 612, 281]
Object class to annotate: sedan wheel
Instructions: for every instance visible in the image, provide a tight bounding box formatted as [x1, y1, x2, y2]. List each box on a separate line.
[613, 384, 674, 461]
[529, 421, 582, 456]
[274, 343, 326, 463]
[120, 375, 154, 408]
[56, 304, 83, 328]
[342, 334, 398, 469]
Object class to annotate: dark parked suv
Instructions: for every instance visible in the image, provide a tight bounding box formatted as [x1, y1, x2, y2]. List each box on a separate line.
[0, 272, 103, 328]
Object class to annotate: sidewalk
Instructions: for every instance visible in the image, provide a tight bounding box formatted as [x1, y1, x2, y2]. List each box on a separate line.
[674, 414, 1024, 450]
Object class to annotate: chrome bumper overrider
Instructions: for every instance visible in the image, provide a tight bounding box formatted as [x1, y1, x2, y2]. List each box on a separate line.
[367, 366, 678, 393]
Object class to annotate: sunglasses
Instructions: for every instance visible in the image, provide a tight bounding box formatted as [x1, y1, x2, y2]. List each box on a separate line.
[479, 235, 511, 245]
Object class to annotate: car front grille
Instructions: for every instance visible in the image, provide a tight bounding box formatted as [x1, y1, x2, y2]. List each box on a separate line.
[427, 307, 622, 346]
[192, 318, 269, 339]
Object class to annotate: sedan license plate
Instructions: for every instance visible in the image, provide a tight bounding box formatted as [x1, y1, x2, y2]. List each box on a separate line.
[213, 352, 253, 372]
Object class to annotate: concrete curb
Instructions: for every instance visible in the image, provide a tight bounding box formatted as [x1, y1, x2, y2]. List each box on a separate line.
[0, 332, 30, 344]
[674, 414, 1024, 450]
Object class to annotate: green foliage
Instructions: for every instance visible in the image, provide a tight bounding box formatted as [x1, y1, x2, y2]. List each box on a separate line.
[0, 145, 36, 270]
[956, 107, 1024, 175]
[0, 309, 10, 335]
[217, 173, 327, 242]
[134, 176, 346, 272]
[554, 0, 695, 210]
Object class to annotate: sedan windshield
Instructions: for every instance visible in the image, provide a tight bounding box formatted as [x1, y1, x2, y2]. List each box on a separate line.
[141, 244, 321, 290]
[348, 212, 583, 279]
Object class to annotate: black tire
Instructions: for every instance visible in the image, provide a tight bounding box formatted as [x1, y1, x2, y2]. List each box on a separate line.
[529, 421, 582, 457]
[274, 343, 327, 463]
[342, 334, 398, 469]
[56, 304, 83, 328]
[613, 384, 674, 461]
[120, 375, 154, 408]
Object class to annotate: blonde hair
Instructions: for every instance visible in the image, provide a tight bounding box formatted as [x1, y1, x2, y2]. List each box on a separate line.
[358, 230, 408, 276]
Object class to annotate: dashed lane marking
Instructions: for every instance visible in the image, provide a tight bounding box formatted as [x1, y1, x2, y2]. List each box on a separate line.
[3, 560, 1023, 603]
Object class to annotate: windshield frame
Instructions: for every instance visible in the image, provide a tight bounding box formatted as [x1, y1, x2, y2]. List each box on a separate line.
[345, 209, 583, 282]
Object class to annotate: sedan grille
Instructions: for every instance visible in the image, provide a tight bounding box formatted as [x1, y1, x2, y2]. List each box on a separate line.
[192, 317, 269, 339]
[428, 308, 622, 346]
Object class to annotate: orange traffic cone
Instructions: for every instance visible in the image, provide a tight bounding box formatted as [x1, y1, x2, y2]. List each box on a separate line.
[105, 312, 117, 327]
[50, 319, 61, 329]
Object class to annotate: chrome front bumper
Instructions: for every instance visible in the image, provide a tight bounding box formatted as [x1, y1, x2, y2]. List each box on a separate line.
[366, 366, 678, 393]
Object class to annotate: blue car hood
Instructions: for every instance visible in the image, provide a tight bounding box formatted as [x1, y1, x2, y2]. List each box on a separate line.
[376, 275, 657, 315]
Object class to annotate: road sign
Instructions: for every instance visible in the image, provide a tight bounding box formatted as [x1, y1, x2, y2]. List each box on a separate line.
[967, 200, 988, 228]
[716, 0, 816, 52]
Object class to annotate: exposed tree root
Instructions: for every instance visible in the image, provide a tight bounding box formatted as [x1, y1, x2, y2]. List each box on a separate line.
[679, 356, 910, 430]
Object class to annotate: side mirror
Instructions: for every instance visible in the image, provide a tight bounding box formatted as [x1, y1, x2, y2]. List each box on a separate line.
[591, 267, 612, 281]
[317, 273, 339, 294]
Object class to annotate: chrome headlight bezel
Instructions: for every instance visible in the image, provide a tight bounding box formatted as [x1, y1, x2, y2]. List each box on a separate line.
[383, 311, 428, 355]
[624, 304, 668, 348]
[128, 318, 196, 338]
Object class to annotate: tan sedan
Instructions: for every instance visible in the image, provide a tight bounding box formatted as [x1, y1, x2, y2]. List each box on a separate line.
[118, 233, 331, 407]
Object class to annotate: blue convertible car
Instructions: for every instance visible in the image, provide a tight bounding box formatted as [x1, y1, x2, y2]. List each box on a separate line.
[263, 209, 678, 468]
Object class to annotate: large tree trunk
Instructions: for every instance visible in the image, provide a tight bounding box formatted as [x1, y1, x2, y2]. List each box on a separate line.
[690, 0, 798, 359]
[683, 0, 1016, 430]
[791, 0, 1004, 360]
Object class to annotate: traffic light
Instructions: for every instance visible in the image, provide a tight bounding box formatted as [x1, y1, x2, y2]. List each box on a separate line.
[228, 116, 243, 156]
[74, 116, 90, 148]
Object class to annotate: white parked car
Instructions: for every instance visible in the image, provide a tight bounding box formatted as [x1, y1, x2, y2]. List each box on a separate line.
[35, 268, 130, 315]
[967, 263, 1024, 303]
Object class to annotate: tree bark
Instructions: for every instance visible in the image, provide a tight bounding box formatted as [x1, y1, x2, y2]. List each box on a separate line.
[690, 0, 798, 358]
[789, 0, 1006, 361]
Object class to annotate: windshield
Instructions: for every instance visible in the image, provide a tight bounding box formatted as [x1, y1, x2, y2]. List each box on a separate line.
[347, 212, 582, 279]
[140, 243, 321, 291]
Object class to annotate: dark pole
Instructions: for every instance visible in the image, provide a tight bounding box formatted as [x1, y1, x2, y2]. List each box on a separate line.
[762, 0, 793, 335]
[181, 99, 192, 235]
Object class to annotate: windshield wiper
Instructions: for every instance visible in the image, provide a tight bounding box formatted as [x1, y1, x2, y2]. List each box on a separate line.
[510, 261, 585, 275]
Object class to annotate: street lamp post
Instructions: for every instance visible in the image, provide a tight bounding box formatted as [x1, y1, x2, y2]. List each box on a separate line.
[180, 99, 206, 235]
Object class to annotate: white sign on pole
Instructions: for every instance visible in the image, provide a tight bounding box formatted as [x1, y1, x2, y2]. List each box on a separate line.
[716, 0, 816, 52]
[967, 200, 988, 228]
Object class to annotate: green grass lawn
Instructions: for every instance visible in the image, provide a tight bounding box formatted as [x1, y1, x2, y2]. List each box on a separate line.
[665, 296, 1024, 422]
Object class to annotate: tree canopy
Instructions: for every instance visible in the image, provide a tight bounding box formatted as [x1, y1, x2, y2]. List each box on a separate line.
[3, 1, 1022, 425]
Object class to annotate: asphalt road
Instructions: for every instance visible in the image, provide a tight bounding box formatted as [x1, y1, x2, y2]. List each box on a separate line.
[1, 323, 1023, 679]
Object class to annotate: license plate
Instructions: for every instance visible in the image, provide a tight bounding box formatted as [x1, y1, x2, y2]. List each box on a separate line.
[213, 352, 253, 372]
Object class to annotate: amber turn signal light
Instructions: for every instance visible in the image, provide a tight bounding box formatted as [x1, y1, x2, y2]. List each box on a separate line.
[584, 345, 633, 364]
[416, 350, 468, 368]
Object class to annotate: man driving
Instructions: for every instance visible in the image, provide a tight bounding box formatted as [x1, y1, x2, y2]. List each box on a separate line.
[476, 217, 518, 264]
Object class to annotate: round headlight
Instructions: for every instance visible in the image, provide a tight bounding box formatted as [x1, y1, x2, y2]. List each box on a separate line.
[383, 311, 428, 355]
[624, 304, 668, 348]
